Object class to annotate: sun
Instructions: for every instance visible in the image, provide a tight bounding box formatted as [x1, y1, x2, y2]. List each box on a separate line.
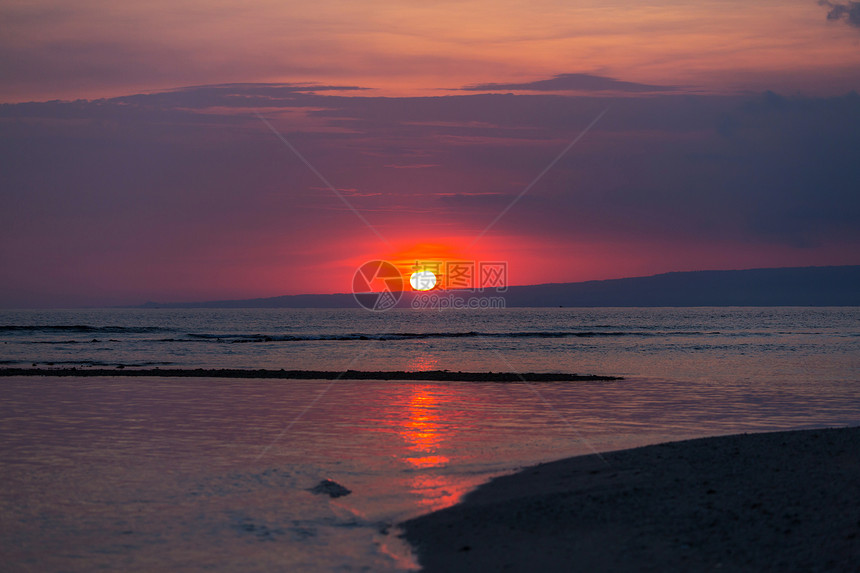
[410, 270, 437, 291]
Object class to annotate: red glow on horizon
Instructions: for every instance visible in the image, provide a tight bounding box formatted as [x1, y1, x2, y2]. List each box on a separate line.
[387, 242, 469, 291]
[345, 236, 521, 293]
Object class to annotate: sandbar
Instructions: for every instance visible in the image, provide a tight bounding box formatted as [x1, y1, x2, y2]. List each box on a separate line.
[0, 367, 621, 382]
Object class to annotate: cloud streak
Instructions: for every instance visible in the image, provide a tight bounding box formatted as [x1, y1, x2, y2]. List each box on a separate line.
[3, 1, 860, 103]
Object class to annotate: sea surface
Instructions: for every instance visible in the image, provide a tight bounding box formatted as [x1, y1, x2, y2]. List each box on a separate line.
[1, 307, 859, 571]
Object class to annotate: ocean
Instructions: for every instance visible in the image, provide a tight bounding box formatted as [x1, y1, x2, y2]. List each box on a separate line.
[1, 307, 859, 571]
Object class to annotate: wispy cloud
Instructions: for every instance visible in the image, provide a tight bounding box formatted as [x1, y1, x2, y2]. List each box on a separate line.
[383, 163, 440, 169]
[309, 187, 383, 197]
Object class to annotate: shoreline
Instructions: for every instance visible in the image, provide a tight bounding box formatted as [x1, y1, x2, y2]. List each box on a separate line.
[0, 367, 621, 382]
[400, 426, 860, 572]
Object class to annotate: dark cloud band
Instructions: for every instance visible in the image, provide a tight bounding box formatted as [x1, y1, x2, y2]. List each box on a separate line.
[461, 73, 674, 93]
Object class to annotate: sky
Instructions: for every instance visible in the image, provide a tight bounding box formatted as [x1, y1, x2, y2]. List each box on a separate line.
[1, 0, 860, 307]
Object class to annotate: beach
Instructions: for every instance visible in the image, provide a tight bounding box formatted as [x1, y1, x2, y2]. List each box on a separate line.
[401, 426, 860, 572]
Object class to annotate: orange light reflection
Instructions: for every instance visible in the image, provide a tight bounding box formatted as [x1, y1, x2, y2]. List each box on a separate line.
[403, 385, 448, 468]
[409, 352, 438, 372]
[395, 379, 475, 511]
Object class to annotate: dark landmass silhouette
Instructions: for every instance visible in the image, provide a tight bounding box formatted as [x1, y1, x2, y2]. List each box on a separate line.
[137, 265, 860, 309]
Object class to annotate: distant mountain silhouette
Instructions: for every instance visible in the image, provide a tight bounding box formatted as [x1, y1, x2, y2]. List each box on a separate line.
[137, 265, 860, 309]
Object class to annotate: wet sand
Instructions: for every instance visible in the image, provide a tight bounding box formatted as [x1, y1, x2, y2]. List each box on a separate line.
[401, 426, 860, 572]
[0, 367, 620, 382]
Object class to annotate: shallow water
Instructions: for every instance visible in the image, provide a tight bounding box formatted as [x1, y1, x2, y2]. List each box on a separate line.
[1, 308, 859, 570]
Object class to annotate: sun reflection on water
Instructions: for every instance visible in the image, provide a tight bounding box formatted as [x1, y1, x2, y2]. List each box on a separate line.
[402, 382, 450, 468]
[407, 352, 438, 372]
[395, 375, 475, 510]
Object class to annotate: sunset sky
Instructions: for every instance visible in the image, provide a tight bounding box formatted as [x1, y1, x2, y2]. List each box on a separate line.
[2, 0, 859, 306]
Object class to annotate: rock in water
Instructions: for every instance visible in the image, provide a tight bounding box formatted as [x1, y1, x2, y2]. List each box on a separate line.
[310, 479, 351, 498]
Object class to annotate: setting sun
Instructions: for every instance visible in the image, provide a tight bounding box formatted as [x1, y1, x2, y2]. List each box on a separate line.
[410, 270, 437, 291]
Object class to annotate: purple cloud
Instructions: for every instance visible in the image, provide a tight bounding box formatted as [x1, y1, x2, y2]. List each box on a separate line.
[461, 73, 675, 93]
[820, 0, 860, 28]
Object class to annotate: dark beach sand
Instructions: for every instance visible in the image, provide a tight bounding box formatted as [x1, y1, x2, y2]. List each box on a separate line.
[401, 427, 860, 572]
[0, 367, 620, 382]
